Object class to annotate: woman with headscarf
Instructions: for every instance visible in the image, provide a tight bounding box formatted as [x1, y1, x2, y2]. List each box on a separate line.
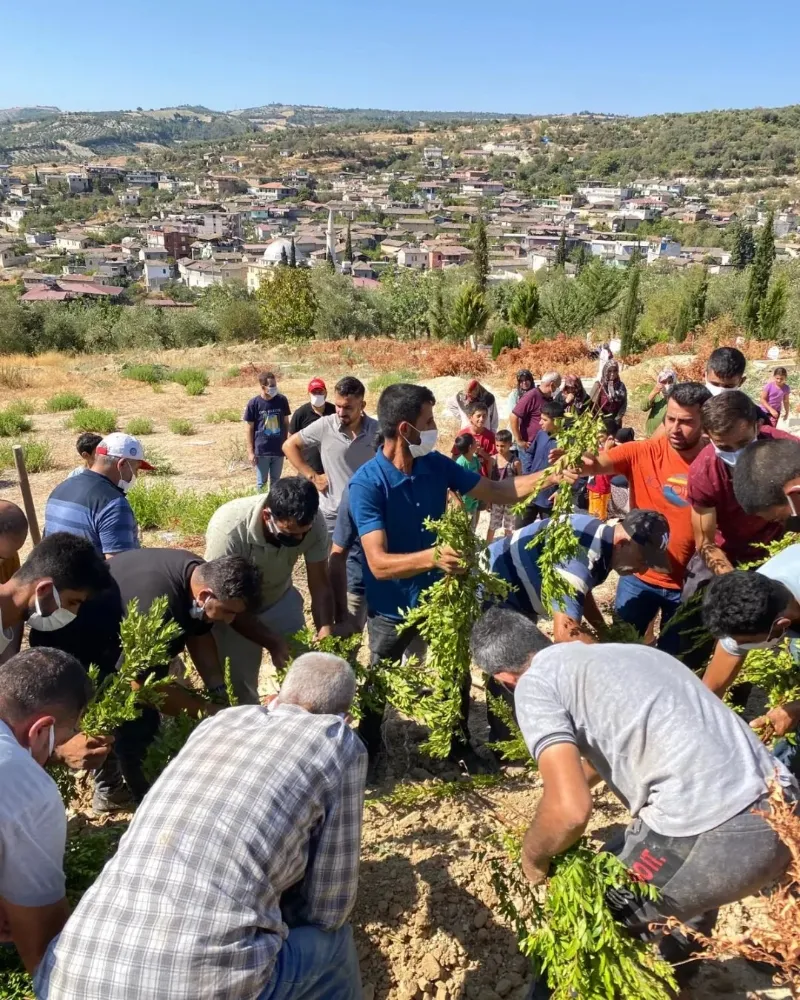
[556, 374, 590, 416]
[505, 369, 534, 413]
[641, 368, 676, 436]
[445, 378, 499, 432]
[590, 360, 628, 431]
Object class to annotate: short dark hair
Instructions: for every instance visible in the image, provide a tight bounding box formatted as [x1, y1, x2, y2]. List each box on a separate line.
[198, 556, 262, 612]
[454, 433, 475, 456]
[0, 647, 92, 724]
[0, 500, 27, 539]
[265, 476, 319, 526]
[615, 427, 634, 443]
[669, 382, 712, 410]
[258, 371, 276, 386]
[707, 346, 746, 379]
[496, 429, 513, 444]
[377, 383, 436, 440]
[16, 533, 112, 595]
[774, 367, 788, 377]
[602, 416, 619, 436]
[76, 432, 102, 458]
[701, 389, 758, 435]
[703, 571, 792, 637]
[334, 376, 365, 399]
[733, 438, 800, 514]
[467, 399, 489, 417]
[541, 399, 566, 420]
[470, 607, 545, 675]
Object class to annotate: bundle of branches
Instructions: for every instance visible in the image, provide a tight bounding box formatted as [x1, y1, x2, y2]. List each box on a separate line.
[383, 505, 510, 758]
[666, 783, 800, 996]
[512, 407, 605, 612]
[485, 692, 535, 768]
[486, 838, 677, 1000]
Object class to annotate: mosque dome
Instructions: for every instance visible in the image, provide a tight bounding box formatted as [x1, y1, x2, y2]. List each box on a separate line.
[263, 238, 294, 263]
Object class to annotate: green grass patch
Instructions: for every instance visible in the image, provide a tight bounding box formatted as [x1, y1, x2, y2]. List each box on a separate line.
[224, 364, 241, 378]
[141, 447, 175, 476]
[183, 378, 206, 396]
[172, 368, 209, 388]
[368, 368, 419, 393]
[206, 407, 240, 424]
[7, 399, 36, 415]
[127, 481, 249, 534]
[67, 408, 117, 434]
[0, 440, 54, 473]
[168, 418, 194, 436]
[121, 362, 170, 384]
[125, 416, 154, 435]
[0, 409, 32, 436]
[46, 392, 86, 412]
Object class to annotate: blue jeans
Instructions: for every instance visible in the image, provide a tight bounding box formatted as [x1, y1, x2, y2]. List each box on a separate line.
[774, 640, 800, 777]
[256, 455, 284, 492]
[614, 575, 682, 655]
[258, 925, 361, 1000]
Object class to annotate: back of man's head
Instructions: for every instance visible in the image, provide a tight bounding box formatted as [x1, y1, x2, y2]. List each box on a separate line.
[197, 556, 262, 611]
[0, 647, 92, 729]
[707, 346, 746, 380]
[470, 607, 546, 676]
[265, 477, 319, 527]
[277, 652, 356, 715]
[16, 532, 112, 595]
[733, 438, 800, 515]
[377, 383, 435, 439]
[0, 500, 28, 561]
[703, 571, 791, 638]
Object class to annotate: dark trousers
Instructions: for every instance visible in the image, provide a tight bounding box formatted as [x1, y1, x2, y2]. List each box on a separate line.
[358, 613, 470, 759]
[94, 707, 160, 803]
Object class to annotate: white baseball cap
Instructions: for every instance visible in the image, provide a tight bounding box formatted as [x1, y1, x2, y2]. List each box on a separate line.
[95, 432, 155, 471]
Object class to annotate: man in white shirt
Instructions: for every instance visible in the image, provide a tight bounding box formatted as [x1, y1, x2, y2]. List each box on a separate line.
[0, 647, 94, 974]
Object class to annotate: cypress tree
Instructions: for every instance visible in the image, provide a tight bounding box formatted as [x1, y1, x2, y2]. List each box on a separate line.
[345, 223, 353, 262]
[743, 212, 775, 336]
[279, 246, 288, 267]
[618, 266, 641, 357]
[555, 228, 568, 267]
[289, 237, 297, 268]
[690, 266, 708, 329]
[472, 216, 489, 292]
[758, 275, 788, 343]
[730, 222, 756, 271]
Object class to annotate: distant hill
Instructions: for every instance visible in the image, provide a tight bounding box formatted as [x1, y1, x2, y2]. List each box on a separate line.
[229, 103, 512, 127]
[0, 106, 60, 124]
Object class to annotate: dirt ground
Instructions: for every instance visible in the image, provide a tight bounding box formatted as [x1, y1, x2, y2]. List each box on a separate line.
[0, 343, 792, 999]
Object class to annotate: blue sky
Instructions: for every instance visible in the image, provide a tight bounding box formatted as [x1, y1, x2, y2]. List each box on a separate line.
[3, 0, 799, 117]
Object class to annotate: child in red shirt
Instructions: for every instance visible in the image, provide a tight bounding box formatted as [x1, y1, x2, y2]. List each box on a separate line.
[455, 400, 496, 476]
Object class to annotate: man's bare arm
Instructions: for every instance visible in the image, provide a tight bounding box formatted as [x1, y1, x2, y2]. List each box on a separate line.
[282, 432, 318, 481]
[703, 641, 746, 697]
[692, 506, 733, 575]
[306, 558, 335, 633]
[329, 543, 349, 622]
[360, 529, 463, 579]
[231, 613, 289, 671]
[4, 897, 70, 973]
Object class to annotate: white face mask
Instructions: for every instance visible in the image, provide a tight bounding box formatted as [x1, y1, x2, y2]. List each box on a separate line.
[403, 428, 438, 459]
[266, 385, 278, 398]
[28, 584, 77, 632]
[29, 724, 55, 761]
[713, 435, 756, 468]
[310, 393, 326, 408]
[118, 460, 136, 494]
[705, 382, 736, 397]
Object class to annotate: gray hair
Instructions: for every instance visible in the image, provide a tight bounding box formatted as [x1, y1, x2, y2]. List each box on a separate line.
[470, 607, 549, 676]
[541, 371, 561, 389]
[277, 652, 356, 715]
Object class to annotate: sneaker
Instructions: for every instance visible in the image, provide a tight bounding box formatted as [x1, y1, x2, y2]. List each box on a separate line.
[92, 783, 135, 814]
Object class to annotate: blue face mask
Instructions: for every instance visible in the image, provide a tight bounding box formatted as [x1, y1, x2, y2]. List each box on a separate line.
[713, 445, 745, 468]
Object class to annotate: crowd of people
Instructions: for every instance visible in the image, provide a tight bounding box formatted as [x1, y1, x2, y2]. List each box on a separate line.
[0, 347, 799, 999]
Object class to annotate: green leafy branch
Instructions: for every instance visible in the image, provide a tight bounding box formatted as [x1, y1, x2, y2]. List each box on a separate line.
[383, 505, 511, 758]
[283, 627, 372, 720]
[485, 692, 536, 768]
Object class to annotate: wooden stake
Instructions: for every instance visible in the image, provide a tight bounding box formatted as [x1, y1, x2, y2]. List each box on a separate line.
[13, 445, 41, 545]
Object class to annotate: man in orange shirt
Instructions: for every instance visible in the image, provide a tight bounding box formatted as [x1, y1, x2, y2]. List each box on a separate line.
[582, 382, 711, 653]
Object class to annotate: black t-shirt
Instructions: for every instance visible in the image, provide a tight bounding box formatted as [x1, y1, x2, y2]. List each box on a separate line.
[288, 401, 336, 474]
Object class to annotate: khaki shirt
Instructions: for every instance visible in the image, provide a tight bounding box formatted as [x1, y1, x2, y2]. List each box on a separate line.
[204, 494, 328, 609]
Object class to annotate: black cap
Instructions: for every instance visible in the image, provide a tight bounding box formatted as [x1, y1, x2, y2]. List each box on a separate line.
[621, 509, 671, 573]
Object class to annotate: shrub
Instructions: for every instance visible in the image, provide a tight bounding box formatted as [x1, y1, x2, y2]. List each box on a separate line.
[121, 363, 169, 384]
[368, 369, 419, 393]
[126, 417, 154, 435]
[6, 399, 36, 415]
[68, 408, 117, 434]
[183, 378, 206, 396]
[46, 392, 87, 412]
[224, 365, 241, 378]
[206, 408, 240, 424]
[0, 366, 29, 389]
[172, 368, 209, 388]
[141, 447, 175, 476]
[176, 488, 249, 535]
[491, 325, 520, 359]
[168, 418, 194, 436]
[0, 409, 32, 436]
[127, 480, 180, 530]
[0, 440, 54, 473]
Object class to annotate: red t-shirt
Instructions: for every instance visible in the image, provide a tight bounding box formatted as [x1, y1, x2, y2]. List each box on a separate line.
[609, 435, 697, 589]
[686, 425, 796, 564]
[512, 387, 547, 442]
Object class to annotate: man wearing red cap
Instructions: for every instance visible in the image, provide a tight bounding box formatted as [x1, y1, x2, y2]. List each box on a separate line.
[288, 378, 336, 477]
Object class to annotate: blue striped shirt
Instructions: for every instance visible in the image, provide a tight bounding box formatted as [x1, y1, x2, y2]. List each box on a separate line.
[44, 470, 139, 555]
[486, 514, 613, 621]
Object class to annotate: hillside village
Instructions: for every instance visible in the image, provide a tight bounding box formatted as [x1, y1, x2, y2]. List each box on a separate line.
[1, 104, 800, 316]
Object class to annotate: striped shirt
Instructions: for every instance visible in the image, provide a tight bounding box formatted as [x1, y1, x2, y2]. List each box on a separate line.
[485, 514, 613, 621]
[35, 704, 367, 1000]
[44, 469, 139, 555]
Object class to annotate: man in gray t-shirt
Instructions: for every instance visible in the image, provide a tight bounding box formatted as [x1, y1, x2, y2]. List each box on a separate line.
[470, 607, 796, 988]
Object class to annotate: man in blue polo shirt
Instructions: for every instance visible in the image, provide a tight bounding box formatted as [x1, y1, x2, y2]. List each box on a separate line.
[44, 433, 153, 556]
[348, 382, 570, 769]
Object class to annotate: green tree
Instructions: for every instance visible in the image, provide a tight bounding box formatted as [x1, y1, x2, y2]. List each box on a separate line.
[618, 266, 641, 357]
[472, 216, 489, 292]
[279, 246, 288, 267]
[289, 237, 297, 268]
[690, 266, 709, 329]
[345, 224, 353, 262]
[450, 282, 490, 348]
[554, 228, 568, 267]
[256, 267, 317, 341]
[671, 295, 693, 344]
[508, 281, 540, 338]
[427, 271, 449, 340]
[380, 267, 429, 338]
[743, 212, 775, 336]
[729, 222, 756, 271]
[758, 275, 788, 343]
[570, 242, 590, 273]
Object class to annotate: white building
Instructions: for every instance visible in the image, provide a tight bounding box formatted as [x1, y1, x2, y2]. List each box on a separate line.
[140, 247, 172, 289]
[246, 238, 307, 291]
[578, 184, 633, 207]
[126, 169, 159, 187]
[397, 247, 428, 269]
[0, 205, 27, 230]
[55, 231, 90, 252]
[118, 189, 140, 207]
